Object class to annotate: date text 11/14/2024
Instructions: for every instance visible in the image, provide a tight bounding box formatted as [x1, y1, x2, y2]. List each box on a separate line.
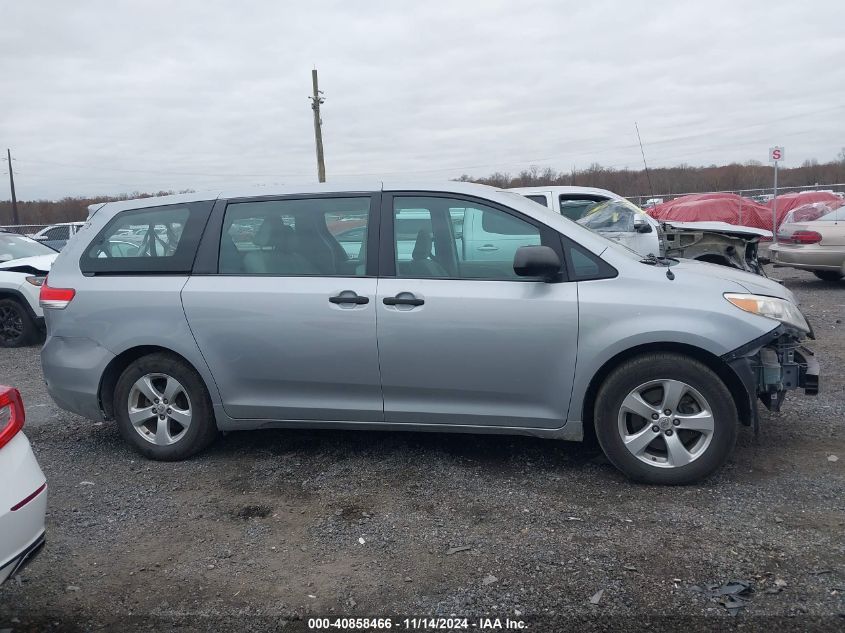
[307, 617, 528, 630]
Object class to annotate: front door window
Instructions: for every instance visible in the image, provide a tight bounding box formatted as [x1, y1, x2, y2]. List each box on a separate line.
[392, 196, 544, 280]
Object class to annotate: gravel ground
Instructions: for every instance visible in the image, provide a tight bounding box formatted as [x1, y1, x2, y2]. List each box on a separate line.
[1, 266, 843, 632]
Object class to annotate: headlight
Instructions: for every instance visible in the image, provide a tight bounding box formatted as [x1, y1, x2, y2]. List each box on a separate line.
[724, 293, 810, 332]
[25, 275, 46, 286]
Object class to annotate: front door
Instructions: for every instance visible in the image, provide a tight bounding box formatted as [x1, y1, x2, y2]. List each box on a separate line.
[376, 193, 579, 429]
[182, 194, 384, 422]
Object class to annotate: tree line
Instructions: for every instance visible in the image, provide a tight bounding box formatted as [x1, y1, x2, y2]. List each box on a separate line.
[0, 190, 191, 226]
[2, 153, 845, 225]
[457, 153, 845, 201]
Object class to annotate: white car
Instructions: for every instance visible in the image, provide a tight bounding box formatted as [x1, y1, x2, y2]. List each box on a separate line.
[29, 222, 85, 251]
[511, 186, 772, 275]
[0, 233, 58, 347]
[0, 385, 47, 584]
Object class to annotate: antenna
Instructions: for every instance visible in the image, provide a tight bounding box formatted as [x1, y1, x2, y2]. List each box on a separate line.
[634, 122, 656, 206]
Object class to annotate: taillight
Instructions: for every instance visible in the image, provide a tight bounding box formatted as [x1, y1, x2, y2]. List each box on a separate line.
[792, 230, 822, 244]
[0, 386, 25, 450]
[39, 277, 76, 309]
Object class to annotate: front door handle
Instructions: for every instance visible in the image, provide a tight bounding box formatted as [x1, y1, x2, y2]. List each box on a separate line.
[383, 296, 425, 307]
[477, 244, 500, 252]
[329, 293, 369, 305]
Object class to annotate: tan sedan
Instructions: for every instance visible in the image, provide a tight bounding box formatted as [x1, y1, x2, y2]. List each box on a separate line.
[770, 202, 845, 281]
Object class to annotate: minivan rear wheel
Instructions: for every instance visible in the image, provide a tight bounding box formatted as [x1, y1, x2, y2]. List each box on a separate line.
[114, 353, 217, 460]
[594, 353, 738, 484]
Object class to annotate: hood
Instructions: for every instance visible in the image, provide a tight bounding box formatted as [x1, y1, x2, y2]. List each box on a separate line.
[0, 254, 57, 273]
[670, 258, 795, 302]
[664, 221, 772, 239]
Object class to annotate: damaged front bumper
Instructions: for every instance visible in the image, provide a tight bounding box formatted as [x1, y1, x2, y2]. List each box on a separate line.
[722, 324, 819, 431]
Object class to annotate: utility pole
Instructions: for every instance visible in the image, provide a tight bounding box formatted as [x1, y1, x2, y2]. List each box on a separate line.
[309, 69, 326, 183]
[6, 149, 19, 225]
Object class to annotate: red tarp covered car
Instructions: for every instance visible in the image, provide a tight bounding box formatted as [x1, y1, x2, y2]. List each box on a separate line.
[647, 193, 775, 231]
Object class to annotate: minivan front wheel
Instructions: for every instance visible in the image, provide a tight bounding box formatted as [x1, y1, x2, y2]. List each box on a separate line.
[595, 353, 737, 484]
[114, 353, 217, 460]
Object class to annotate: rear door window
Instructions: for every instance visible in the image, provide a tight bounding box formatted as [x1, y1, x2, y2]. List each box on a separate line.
[219, 196, 372, 276]
[80, 201, 213, 274]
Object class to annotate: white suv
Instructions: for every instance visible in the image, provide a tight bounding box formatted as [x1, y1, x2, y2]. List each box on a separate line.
[0, 233, 57, 347]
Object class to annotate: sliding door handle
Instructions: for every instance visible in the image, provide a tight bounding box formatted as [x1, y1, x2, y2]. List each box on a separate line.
[329, 293, 369, 305]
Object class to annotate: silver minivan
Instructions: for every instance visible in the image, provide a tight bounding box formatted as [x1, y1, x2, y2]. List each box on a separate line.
[40, 182, 819, 484]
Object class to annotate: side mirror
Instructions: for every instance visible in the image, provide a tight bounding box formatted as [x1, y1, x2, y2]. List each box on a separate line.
[635, 221, 653, 233]
[513, 245, 561, 281]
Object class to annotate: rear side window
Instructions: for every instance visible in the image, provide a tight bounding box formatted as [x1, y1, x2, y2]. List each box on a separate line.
[525, 195, 548, 207]
[80, 201, 213, 274]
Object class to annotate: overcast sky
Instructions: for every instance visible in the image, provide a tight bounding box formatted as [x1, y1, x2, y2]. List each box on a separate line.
[1, 0, 843, 200]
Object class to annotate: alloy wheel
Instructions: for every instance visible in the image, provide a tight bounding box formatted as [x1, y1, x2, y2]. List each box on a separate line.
[0, 305, 24, 345]
[617, 379, 715, 468]
[127, 373, 193, 445]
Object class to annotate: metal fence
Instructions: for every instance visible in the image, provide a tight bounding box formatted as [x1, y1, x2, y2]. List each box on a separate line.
[630, 182, 845, 208]
[0, 224, 50, 237]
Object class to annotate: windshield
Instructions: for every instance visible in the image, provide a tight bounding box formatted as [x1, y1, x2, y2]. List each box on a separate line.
[560, 199, 601, 220]
[0, 233, 57, 261]
[577, 200, 643, 232]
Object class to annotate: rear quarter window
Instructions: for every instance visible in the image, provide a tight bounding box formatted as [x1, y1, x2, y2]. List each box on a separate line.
[524, 195, 549, 207]
[80, 201, 213, 274]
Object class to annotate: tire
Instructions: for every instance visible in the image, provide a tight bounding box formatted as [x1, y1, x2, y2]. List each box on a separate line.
[813, 270, 843, 281]
[0, 298, 38, 348]
[594, 353, 738, 484]
[113, 352, 217, 460]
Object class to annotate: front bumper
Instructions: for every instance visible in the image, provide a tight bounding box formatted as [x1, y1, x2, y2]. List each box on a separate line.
[723, 324, 819, 428]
